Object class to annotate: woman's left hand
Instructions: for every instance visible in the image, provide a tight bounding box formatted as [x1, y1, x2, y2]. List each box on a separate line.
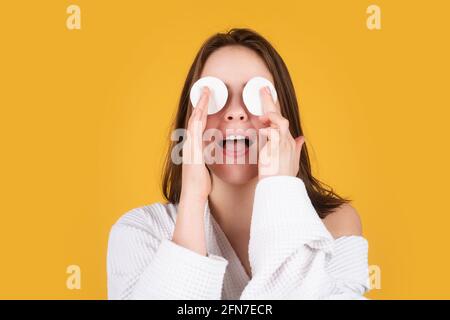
[258, 86, 305, 181]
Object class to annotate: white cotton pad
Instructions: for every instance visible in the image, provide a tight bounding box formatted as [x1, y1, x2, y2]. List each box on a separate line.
[189, 76, 228, 115]
[242, 76, 277, 116]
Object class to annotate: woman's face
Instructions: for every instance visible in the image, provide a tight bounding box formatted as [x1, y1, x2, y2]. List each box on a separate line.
[200, 45, 280, 185]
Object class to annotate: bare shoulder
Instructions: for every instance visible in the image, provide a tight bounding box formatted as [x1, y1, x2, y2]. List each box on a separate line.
[322, 203, 363, 239]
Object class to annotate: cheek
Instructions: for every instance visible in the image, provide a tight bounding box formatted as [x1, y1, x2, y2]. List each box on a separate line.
[249, 116, 266, 130]
[204, 114, 219, 130]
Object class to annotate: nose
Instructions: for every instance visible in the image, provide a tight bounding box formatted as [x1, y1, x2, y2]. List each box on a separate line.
[223, 103, 249, 122]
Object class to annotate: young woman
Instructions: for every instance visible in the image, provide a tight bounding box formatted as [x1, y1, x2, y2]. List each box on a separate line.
[107, 28, 370, 300]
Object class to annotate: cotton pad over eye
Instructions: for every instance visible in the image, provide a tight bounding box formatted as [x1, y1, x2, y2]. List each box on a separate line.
[242, 76, 277, 116]
[189, 76, 228, 115]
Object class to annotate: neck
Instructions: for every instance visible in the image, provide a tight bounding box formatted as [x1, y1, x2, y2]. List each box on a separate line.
[208, 174, 258, 235]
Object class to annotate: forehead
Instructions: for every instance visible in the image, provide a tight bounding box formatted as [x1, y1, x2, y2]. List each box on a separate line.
[200, 45, 274, 88]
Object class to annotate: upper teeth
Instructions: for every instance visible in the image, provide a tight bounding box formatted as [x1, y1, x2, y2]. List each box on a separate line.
[225, 135, 246, 141]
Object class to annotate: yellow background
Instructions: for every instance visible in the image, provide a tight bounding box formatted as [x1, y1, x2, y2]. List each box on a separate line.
[0, 0, 449, 299]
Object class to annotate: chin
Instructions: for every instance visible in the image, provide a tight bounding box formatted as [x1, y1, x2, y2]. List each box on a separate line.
[209, 164, 258, 185]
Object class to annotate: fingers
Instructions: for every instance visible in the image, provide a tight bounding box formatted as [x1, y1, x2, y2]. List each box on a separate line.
[188, 87, 209, 133]
[294, 136, 305, 177]
[259, 86, 278, 115]
[259, 127, 280, 144]
[258, 87, 288, 136]
[197, 87, 209, 126]
[294, 135, 305, 155]
[186, 87, 209, 163]
[259, 111, 290, 136]
[259, 127, 280, 156]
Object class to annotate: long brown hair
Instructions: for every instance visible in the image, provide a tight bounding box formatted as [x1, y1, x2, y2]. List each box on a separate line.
[161, 28, 349, 218]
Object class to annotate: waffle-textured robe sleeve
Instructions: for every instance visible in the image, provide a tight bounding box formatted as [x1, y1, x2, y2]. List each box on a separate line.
[107, 220, 228, 299]
[240, 176, 370, 299]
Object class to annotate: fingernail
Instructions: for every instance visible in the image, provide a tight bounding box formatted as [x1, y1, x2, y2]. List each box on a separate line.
[259, 87, 266, 95]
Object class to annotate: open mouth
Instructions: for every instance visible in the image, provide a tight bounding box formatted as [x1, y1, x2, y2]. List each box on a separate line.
[218, 134, 255, 158]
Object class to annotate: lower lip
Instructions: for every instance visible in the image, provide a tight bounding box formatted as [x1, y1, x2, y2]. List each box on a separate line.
[220, 141, 249, 158]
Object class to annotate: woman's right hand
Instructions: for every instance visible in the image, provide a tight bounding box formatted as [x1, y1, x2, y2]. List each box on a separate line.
[180, 87, 212, 204]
